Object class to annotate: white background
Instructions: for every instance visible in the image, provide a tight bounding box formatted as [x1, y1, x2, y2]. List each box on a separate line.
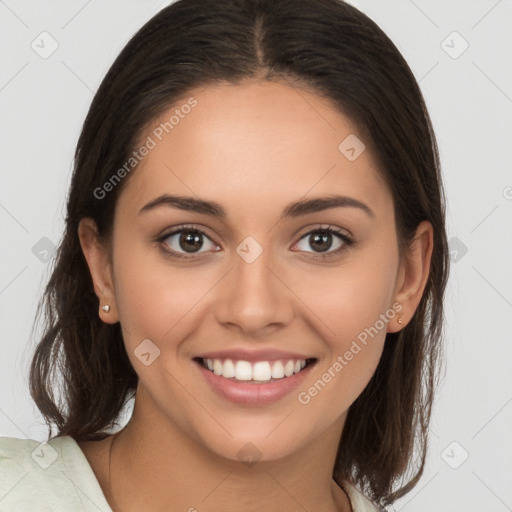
[0, 1, 511, 511]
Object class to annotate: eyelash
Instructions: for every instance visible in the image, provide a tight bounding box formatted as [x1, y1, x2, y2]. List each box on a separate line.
[155, 224, 354, 261]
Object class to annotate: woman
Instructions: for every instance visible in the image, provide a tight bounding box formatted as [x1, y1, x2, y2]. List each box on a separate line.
[0, 0, 449, 510]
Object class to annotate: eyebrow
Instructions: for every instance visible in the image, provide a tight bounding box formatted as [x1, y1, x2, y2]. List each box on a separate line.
[138, 194, 374, 219]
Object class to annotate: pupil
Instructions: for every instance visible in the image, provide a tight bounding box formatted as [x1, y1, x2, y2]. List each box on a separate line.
[311, 232, 332, 252]
[180, 230, 202, 252]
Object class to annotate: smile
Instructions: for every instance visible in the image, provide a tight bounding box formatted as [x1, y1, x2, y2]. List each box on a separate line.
[193, 355, 317, 405]
[197, 357, 315, 383]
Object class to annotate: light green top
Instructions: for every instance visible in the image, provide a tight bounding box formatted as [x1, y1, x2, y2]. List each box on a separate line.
[0, 435, 381, 511]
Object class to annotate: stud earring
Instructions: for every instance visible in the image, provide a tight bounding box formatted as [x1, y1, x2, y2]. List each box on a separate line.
[102, 304, 111, 313]
[397, 317, 403, 325]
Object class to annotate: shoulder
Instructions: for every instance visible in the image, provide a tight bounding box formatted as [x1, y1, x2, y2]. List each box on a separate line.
[0, 435, 112, 511]
[340, 479, 385, 512]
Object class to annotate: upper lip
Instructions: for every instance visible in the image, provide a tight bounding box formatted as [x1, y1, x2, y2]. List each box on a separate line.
[194, 348, 316, 363]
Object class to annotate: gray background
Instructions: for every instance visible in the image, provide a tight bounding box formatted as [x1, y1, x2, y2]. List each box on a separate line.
[1, 1, 511, 511]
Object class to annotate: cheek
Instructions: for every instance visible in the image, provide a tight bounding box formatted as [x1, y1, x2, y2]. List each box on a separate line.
[293, 246, 398, 412]
[294, 300, 388, 427]
[111, 238, 214, 349]
[295, 242, 398, 340]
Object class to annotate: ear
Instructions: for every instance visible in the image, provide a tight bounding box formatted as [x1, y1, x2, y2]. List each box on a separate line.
[78, 217, 119, 324]
[388, 220, 433, 333]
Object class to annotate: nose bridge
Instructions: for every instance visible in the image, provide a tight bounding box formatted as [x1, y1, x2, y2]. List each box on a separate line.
[236, 236, 274, 295]
[215, 234, 293, 332]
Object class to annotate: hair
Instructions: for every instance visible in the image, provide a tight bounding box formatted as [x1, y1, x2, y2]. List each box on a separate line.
[28, 0, 449, 507]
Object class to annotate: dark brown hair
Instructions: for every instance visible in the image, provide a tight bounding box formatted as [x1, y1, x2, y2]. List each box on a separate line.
[28, 0, 449, 507]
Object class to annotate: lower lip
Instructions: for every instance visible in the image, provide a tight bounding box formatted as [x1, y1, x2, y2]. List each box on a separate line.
[195, 360, 315, 406]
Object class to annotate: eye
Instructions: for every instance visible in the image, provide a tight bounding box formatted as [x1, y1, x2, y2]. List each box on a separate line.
[156, 224, 354, 261]
[157, 225, 219, 259]
[293, 226, 353, 258]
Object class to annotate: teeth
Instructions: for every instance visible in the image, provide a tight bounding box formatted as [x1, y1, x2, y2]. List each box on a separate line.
[203, 358, 310, 382]
[284, 360, 294, 377]
[235, 360, 252, 381]
[213, 359, 223, 375]
[253, 361, 272, 381]
[271, 361, 285, 378]
[223, 359, 235, 378]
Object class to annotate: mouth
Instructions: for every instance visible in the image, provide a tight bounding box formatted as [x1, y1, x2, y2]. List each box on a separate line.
[193, 356, 317, 383]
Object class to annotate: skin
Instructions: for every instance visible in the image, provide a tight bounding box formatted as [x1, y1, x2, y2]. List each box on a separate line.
[78, 79, 433, 512]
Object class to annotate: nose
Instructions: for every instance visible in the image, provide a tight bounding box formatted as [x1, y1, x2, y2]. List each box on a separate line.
[214, 241, 295, 337]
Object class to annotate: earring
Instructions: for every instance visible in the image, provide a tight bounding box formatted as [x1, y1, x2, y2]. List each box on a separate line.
[102, 304, 111, 313]
[397, 317, 403, 325]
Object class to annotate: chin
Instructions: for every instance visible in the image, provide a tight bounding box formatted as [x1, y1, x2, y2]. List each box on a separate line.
[190, 417, 318, 465]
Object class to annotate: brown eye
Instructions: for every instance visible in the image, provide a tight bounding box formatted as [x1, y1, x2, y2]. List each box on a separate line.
[159, 227, 219, 258]
[293, 227, 353, 258]
[176, 230, 204, 253]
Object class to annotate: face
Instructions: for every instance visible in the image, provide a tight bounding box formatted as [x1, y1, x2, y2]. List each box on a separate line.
[90, 80, 407, 462]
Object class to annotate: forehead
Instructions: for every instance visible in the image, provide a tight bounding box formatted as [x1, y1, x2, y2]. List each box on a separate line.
[118, 80, 391, 222]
